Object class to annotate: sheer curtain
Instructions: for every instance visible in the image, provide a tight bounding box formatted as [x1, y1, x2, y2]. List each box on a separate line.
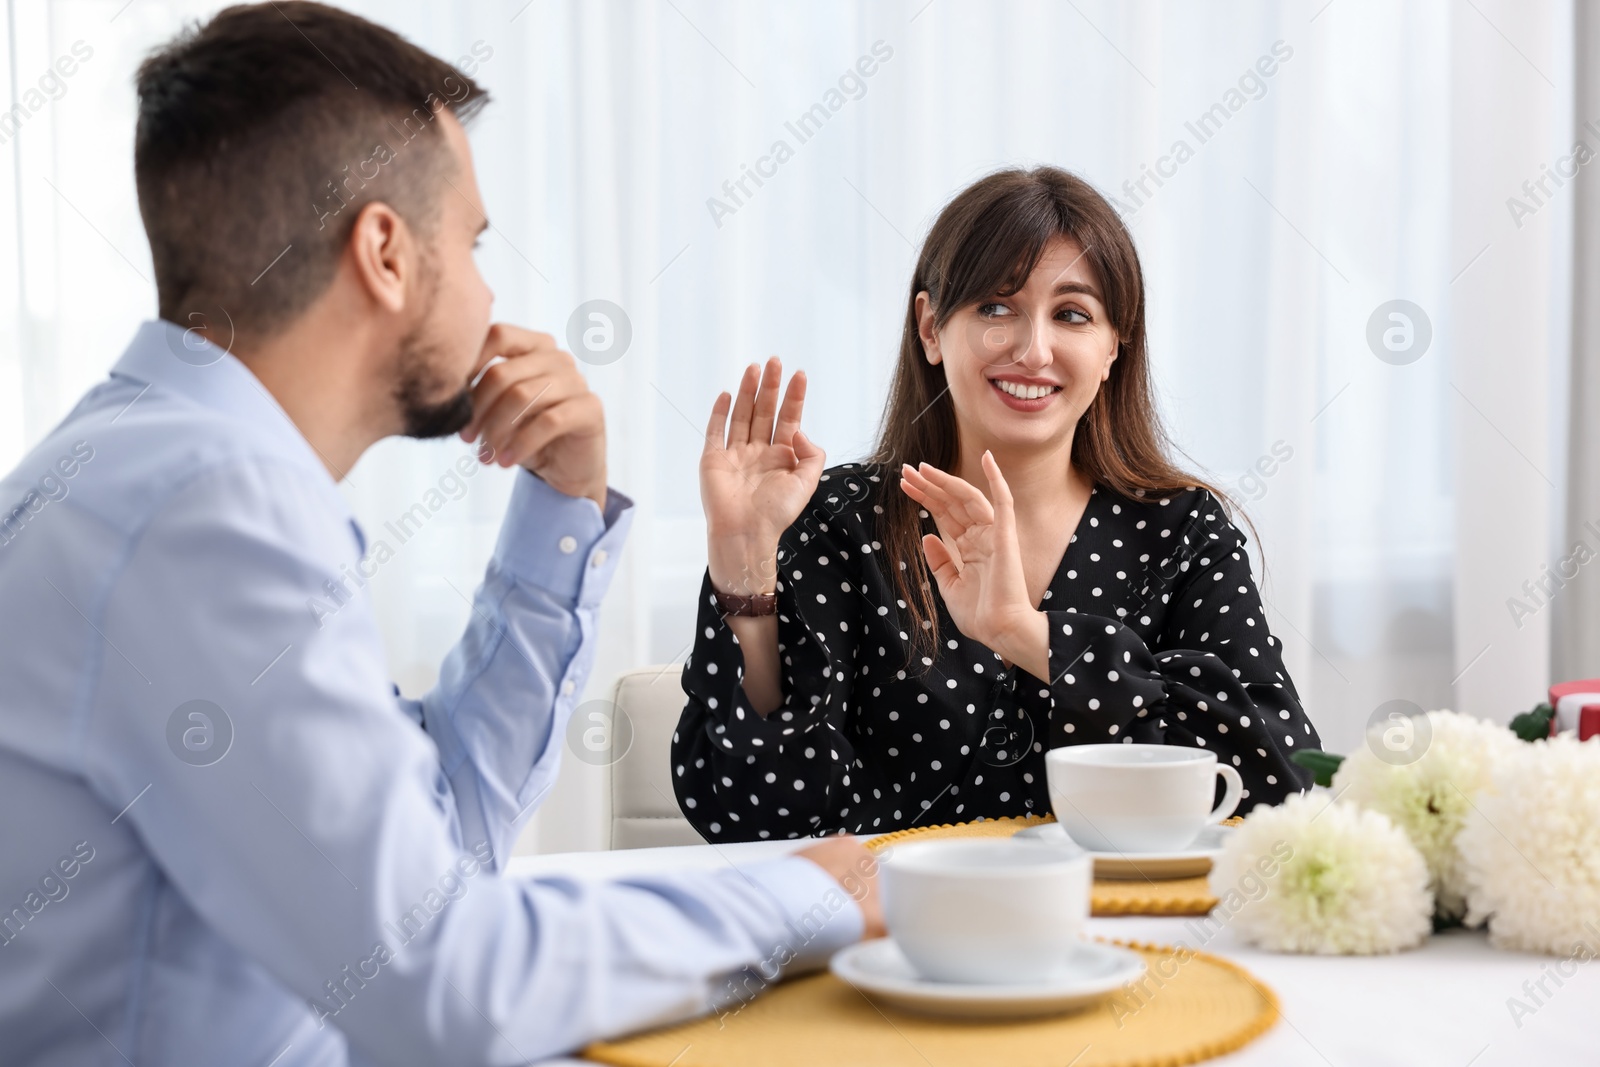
[0, 0, 1574, 855]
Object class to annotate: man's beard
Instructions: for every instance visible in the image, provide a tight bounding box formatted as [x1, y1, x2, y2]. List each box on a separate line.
[393, 263, 475, 440]
[395, 334, 474, 439]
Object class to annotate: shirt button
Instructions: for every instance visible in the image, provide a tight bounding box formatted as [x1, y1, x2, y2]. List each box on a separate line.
[558, 535, 577, 554]
[591, 549, 609, 568]
[561, 680, 576, 696]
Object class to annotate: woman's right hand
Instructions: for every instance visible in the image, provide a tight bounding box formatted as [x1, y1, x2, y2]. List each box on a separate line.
[701, 356, 824, 595]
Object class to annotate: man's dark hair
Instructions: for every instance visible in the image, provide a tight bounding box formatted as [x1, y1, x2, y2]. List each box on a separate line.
[134, 1, 489, 340]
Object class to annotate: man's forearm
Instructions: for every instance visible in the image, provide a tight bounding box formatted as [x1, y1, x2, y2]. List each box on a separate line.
[422, 471, 634, 858]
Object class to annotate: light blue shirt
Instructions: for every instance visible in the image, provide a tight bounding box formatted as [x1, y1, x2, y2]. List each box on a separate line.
[0, 321, 860, 1066]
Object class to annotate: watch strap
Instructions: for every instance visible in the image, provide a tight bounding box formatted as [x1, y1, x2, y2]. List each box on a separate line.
[714, 589, 778, 617]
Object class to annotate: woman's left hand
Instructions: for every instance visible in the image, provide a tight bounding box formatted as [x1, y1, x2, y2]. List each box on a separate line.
[898, 451, 1049, 679]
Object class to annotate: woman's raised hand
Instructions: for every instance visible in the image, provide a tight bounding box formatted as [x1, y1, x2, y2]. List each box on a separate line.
[898, 452, 1049, 678]
[702, 356, 825, 595]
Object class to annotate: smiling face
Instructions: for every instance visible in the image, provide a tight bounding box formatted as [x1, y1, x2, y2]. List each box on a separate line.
[916, 236, 1119, 461]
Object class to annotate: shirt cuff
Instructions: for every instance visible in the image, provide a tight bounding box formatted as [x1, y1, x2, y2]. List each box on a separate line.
[492, 470, 635, 607]
[736, 855, 864, 973]
[1046, 609, 1167, 738]
[684, 571, 834, 752]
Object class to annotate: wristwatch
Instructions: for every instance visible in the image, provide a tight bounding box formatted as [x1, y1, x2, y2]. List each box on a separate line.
[714, 589, 778, 617]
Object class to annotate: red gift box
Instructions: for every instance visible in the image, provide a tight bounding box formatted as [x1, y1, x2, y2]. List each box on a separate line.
[1546, 680, 1600, 741]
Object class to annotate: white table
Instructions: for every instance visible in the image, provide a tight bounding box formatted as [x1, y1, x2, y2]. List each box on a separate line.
[509, 840, 1597, 1067]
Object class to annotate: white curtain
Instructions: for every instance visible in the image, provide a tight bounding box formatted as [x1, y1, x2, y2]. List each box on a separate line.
[0, 0, 1575, 855]
[1563, 0, 1600, 683]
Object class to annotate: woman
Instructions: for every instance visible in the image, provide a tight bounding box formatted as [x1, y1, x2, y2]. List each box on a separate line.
[672, 167, 1319, 842]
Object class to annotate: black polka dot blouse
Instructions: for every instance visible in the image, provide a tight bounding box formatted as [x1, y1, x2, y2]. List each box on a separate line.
[672, 461, 1320, 842]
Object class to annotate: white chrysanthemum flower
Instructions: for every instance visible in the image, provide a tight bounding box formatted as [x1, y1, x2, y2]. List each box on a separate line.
[1330, 709, 1516, 921]
[1210, 791, 1432, 955]
[1458, 736, 1600, 954]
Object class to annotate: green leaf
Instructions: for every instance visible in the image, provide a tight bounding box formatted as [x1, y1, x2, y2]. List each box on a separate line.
[1290, 749, 1345, 788]
[1508, 702, 1555, 743]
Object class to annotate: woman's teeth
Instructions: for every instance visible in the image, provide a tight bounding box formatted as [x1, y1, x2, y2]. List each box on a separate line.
[991, 379, 1061, 400]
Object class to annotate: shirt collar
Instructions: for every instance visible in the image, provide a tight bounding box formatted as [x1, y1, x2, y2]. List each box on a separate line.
[110, 319, 337, 485]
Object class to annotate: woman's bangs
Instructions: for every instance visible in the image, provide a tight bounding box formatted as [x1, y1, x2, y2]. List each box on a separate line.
[936, 202, 1071, 321]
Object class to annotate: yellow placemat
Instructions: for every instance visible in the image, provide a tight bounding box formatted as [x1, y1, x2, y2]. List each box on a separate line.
[582, 940, 1279, 1067]
[866, 816, 1226, 917]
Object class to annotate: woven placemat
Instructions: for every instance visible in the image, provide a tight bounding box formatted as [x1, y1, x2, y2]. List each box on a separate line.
[582, 940, 1279, 1067]
[865, 816, 1225, 917]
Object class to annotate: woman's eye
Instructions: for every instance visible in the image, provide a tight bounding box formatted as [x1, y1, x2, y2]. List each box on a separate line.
[1059, 307, 1090, 324]
[977, 302, 1011, 318]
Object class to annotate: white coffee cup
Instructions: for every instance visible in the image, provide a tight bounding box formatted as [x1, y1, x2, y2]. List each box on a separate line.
[879, 838, 1091, 984]
[1045, 743, 1243, 853]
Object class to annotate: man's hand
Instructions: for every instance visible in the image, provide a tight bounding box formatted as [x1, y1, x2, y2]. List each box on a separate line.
[460, 324, 607, 509]
[793, 836, 885, 940]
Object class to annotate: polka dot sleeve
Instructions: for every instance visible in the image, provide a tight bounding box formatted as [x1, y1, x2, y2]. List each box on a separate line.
[672, 489, 865, 842]
[1043, 494, 1315, 811]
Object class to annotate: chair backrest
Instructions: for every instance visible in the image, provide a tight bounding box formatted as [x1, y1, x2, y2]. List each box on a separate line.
[605, 664, 706, 849]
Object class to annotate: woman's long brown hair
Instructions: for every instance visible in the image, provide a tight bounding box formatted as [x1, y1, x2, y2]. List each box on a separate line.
[867, 166, 1253, 670]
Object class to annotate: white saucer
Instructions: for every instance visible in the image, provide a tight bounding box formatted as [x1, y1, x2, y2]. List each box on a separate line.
[829, 938, 1146, 1019]
[1013, 822, 1233, 880]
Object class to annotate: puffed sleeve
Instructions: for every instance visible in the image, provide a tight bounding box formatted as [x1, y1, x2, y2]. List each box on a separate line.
[672, 472, 872, 841]
[1041, 493, 1318, 811]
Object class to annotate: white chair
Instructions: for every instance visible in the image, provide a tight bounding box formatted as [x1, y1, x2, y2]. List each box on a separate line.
[603, 664, 707, 849]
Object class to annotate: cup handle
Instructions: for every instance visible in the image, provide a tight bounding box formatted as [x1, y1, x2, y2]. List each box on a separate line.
[1208, 764, 1243, 823]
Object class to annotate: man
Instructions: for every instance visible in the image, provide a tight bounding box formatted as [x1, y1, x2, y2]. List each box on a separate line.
[0, 4, 880, 1064]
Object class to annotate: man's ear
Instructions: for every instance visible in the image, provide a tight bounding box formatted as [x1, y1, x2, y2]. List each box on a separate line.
[346, 201, 412, 316]
[915, 291, 941, 365]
